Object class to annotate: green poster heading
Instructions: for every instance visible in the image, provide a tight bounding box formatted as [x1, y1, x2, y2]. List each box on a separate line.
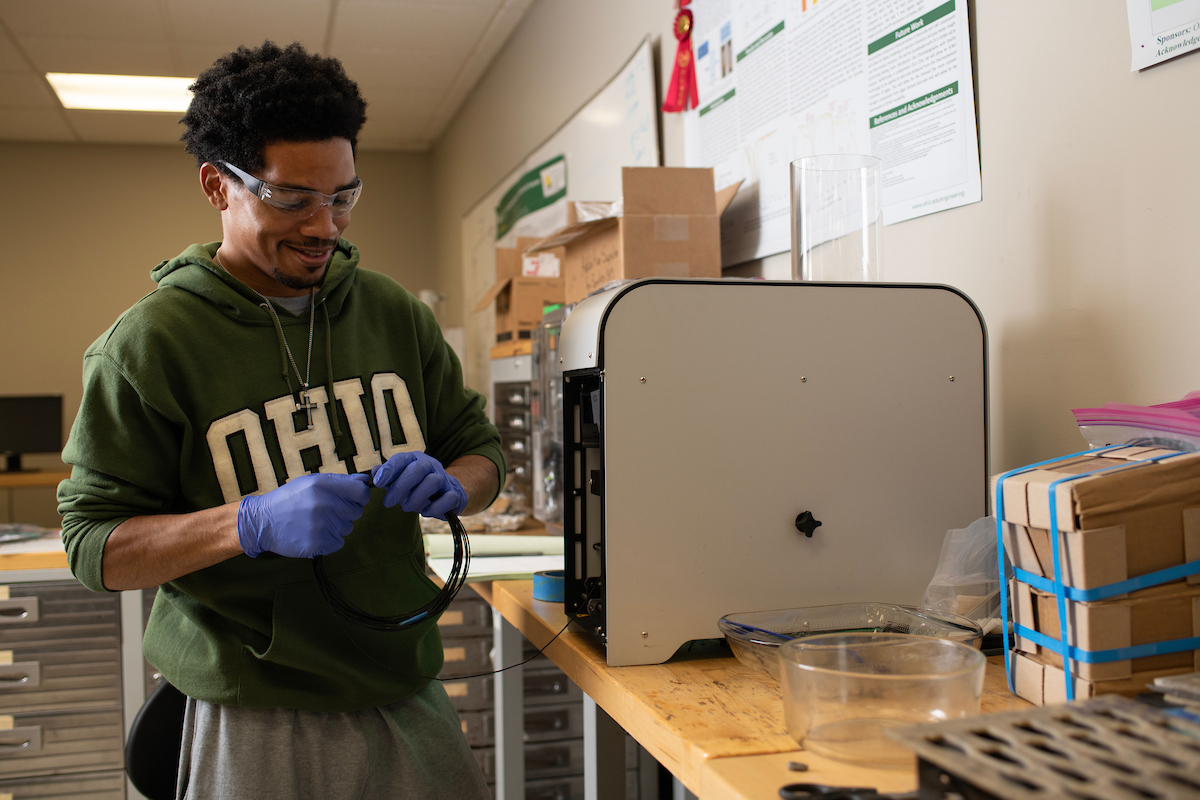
[868, 0, 955, 55]
[869, 81, 958, 128]
[737, 20, 785, 62]
[496, 154, 567, 240]
[699, 88, 737, 117]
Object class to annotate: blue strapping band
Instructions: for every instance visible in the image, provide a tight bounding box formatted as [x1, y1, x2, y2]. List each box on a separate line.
[994, 446, 1118, 693]
[1014, 560, 1200, 602]
[995, 446, 1193, 699]
[1016, 624, 1200, 664]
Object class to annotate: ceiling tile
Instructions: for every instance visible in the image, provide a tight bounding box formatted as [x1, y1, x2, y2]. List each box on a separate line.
[362, 112, 431, 138]
[0, 0, 533, 148]
[0, 24, 31, 71]
[359, 85, 442, 118]
[0, 106, 76, 141]
[334, 48, 460, 92]
[341, 0, 500, 8]
[21, 36, 178, 76]
[0, 0, 167, 40]
[165, 0, 329, 47]
[358, 111, 432, 150]
[333, 2, 491, 58]
[0, 72, 57, 107]
[64, 108, 187, 144]
[175, 42, 243, 77]
[422, 1, 530, 140]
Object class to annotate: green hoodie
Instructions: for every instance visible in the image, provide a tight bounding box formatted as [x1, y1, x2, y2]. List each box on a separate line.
[57, 241, 504, 712]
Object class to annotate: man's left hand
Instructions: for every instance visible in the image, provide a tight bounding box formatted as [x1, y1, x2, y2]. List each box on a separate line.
[371, 452, 469, 520]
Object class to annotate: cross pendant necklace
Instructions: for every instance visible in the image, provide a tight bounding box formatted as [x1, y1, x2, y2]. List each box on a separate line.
[296, 386, 320, 427]
[214, 251, 319, 429]
[281, 291, 318, 428]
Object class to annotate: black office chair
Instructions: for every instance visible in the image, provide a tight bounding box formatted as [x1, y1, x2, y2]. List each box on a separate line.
[125, 680, 188, 800]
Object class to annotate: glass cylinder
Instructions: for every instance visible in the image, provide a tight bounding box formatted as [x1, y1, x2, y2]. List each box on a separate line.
[791, 154, 883, 282]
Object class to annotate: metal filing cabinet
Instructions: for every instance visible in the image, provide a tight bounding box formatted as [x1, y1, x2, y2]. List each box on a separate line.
[492, 355, 533, 507]
[0, 576, 128, 799]
[437, 592, 655, 800]
[141, 588, 161, 701]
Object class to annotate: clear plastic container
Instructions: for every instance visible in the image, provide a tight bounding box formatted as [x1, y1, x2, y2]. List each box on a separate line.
[718, 603, 982, 681]
[531, 305, 570, 532]
[779, 632, 985, 766]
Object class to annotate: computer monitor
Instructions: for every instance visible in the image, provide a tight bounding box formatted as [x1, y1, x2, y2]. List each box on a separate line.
[0, 395, 63, 472]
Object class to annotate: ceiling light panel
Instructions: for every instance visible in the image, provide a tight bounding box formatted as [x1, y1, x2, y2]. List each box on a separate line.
[46, 73, 194, 112]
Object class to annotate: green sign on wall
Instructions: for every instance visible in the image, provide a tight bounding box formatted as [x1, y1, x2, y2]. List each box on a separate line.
[495, 154, 567, 240]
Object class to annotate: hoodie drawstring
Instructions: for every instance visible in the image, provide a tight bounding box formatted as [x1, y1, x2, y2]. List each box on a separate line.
[260, 302, 294, 390]
[322, 302, 344, 447]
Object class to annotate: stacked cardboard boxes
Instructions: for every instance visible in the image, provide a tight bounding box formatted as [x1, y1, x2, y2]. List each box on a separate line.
[474, 236, 565, 347]
[525, 167, 740, 306]
[995, 445, 1200, 705]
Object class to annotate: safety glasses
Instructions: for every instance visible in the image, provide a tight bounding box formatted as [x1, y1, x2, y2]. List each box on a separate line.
[221, 161, 362, 218]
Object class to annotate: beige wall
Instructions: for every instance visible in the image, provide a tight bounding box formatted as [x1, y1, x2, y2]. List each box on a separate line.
[433, 0, 1200, 478]
[0, 142, 433, 525]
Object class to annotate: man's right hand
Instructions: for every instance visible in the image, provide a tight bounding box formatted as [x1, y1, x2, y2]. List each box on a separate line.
[236, 473, 372, 559]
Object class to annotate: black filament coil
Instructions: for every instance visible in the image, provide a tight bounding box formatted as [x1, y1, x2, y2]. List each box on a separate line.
[312, 510, 470, 632]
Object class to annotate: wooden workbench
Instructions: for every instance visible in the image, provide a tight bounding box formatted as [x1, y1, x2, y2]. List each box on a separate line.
[475, 578, 1030, 799]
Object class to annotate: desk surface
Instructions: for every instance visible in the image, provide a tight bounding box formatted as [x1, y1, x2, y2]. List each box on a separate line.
[476, 579, 1030, 799]
[0, 470, 70, 489]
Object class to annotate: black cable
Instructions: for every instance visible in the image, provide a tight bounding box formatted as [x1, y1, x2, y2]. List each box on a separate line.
[313, 508, 471, 632]
[311, 487, 594, 680]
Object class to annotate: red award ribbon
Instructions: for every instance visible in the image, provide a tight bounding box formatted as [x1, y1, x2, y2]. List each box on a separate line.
[662, 4, 699, 113]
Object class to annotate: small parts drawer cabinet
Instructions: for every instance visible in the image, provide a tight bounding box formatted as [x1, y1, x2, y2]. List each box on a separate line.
[0, 581, 125, 799]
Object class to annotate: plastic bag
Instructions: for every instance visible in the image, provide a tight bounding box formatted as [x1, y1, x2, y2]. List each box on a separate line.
[922, 516, 1001, 633]
[573, 199, 623, 222]
[1073, 391, 1200, 452]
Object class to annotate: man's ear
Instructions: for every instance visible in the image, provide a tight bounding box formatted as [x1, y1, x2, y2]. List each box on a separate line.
[199, 163, 229, 211]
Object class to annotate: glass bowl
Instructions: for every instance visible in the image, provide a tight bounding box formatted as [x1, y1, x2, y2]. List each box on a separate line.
[778, 632, 985, 766]
[718, 603, 982, 681]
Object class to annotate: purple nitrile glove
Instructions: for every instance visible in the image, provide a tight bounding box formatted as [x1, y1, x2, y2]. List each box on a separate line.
[370, 451, 468, 521]
[236, 472, 372, 559]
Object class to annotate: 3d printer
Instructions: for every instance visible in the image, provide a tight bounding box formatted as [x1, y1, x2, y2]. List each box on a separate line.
[557, 278, 988, 667]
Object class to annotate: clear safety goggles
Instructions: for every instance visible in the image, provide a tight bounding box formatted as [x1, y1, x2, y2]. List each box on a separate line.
[221, 161, 362, 218]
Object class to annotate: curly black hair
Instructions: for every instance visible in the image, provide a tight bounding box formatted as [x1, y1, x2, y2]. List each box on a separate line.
[180, 41, 367, 172]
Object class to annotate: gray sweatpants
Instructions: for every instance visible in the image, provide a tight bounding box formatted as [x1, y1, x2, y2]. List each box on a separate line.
[175, 681, 490, 800]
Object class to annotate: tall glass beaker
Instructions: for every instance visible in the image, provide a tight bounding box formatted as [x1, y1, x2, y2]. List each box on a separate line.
[791, 154, 882, 282]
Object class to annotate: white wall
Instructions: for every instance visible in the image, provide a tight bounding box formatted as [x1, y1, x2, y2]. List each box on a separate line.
[433, 0, 1200, 476]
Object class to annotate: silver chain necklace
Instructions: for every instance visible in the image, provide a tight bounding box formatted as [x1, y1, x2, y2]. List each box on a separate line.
[214, 251, 319, 428]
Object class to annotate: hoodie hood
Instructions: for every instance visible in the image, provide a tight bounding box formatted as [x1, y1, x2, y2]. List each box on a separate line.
[150, 239, 361, 324]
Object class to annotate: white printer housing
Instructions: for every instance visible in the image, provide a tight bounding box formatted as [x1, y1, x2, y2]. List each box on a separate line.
[557, 278, 988, 667]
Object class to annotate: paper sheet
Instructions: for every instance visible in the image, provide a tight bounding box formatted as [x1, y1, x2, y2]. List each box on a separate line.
[0, 534, 65, 556]
[683, 0, 982, 267]
[423, 533, 563, 559]
[428, 554, 565, 584]
[1126, 0, 1200, 70]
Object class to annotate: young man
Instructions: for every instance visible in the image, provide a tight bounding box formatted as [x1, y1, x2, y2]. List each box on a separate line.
[57, 42, 501, 799]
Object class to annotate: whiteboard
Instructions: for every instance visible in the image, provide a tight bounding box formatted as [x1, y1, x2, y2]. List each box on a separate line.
[461, 38, 660, 393]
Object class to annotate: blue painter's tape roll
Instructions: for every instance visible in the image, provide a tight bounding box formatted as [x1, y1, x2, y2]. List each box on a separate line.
[533, 570, 565, 602]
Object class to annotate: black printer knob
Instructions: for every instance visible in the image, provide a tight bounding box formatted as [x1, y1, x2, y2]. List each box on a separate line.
[794, 511, 822, 538]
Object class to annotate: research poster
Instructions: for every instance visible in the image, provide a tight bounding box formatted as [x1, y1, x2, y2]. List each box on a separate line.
[683, 0, 982, 267]
[1126, 0, 1200, 70]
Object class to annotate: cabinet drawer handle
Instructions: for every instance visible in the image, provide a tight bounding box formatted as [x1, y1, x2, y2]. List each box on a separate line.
[0, 662, 40, 689]
[525, 708, 570, 734]
[0, 598, 38, 624]
[0, 726, 42, 754]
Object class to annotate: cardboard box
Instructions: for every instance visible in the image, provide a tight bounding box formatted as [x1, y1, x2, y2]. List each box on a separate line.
[526, 168, 741, 306]
[474, 237, 565, 344]
[994, 446, 1200, 590]
[1011, 579, 1200, 680]
[1009, 647, 1196, 706]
